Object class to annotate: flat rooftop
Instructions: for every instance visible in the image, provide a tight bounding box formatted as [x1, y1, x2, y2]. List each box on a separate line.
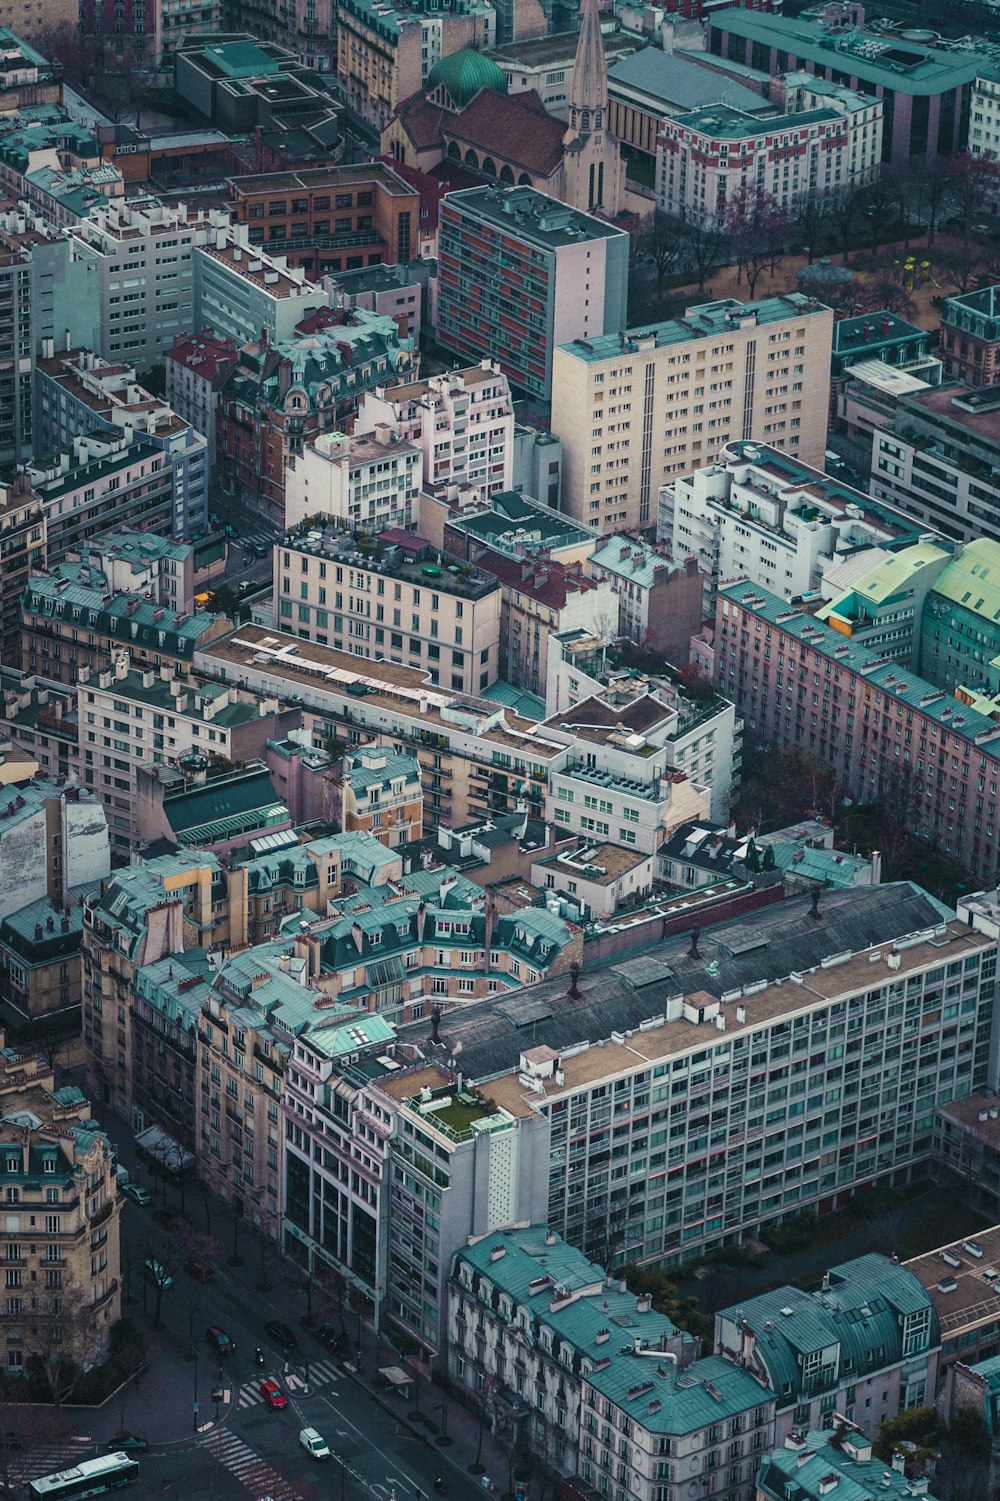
[906, 1222, 1000, 1339]
[671, 102, 838, 137]
[228, 163, 415, 198]
[562, 293, 826, 363]
[446, 185, 627, 248]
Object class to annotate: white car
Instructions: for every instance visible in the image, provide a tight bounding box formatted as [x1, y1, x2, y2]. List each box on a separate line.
[299, 1427, 330, 1460]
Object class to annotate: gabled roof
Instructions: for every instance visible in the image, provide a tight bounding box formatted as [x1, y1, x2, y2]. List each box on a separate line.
[442, 89, 566, 177]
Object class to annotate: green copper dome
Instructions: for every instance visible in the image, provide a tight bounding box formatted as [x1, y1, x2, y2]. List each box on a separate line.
[426, 47, 508, 108]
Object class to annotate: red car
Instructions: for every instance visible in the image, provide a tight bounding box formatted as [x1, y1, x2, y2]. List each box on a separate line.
[259, 1379, 287, 1410]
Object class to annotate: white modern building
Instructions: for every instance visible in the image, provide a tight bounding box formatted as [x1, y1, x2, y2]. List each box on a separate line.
[970, 72, 1000, 207]
[355, 361, 515, 502]
[284, 428, 423, 533]
[193, 229, 329, 347]
[665, 440, 939, 616]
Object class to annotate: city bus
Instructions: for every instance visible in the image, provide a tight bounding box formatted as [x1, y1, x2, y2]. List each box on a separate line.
[27, 1453, 139, 1499]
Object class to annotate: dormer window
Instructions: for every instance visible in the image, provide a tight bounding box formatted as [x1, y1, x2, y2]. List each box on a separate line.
[43, 1159, 56, 1175]
[5, 1158, 17, 1174]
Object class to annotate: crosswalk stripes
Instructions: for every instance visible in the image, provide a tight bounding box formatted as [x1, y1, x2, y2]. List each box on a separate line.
[199, 1428, 303, 1501]
[238, 1358, 341, 1407]
[13, 1436, 95, 1486]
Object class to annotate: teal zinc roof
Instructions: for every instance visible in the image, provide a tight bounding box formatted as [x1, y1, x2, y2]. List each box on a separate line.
[164, 767, 286, 836]
[586, 1351, 772, 1434]
[93, 529, 194, 567]
[706, 11, 983, 95]
[481, 681, 546, 720]
[672, 102, 839, 137]
[426, 46, 508, 108]
[757, 1429, 930, 1501]
[560, 293, 824, 364]
[926, 538, 1000, 619]
[719, 579, 1000, 752]
[450, 490, 600, 556]
[345, 747, 420, 795]
[23, 569, 221, 653]
[87, 668, 259, 729]
[203, 40, 282, 77]
[0, 882, 98, 966]
[590, 535, 680, 590]
[763, 841, 870, 888]
[964, 1350, 1000, 1440]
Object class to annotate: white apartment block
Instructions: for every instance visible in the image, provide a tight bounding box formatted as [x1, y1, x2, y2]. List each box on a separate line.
[665, 440, 933, 617]
[657, 84, 881, 220]
[25, 433, 176, 558]
[285, 428, 422, 532]
[544, 631, 740, 823]
[193, 229, 329, 347]
[274, 529, 501, 696]
[551, 294, 833, 536]
[970, 73, 1000, 205]
[65, 199, 233, 372]
[356, 362, 515, 502]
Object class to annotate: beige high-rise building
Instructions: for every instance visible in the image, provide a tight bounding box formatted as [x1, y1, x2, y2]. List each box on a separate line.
[552, 292, 833, 536]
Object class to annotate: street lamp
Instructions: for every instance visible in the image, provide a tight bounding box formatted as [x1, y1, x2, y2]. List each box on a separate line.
[192, 1351, 199, 1433]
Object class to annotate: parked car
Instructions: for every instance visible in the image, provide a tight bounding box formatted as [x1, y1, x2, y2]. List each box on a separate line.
[264, 1320, 297, 1349]
[103, 1434, 147, 1454]
[121, 1183, 151, 1207]
[207, 1326, 235, 1356]
[183, 1258, 214, 1284]
[259, 1379, 287, 1410]
[299, 1427, 330, 1460]
[143, 1258, 173, 1291]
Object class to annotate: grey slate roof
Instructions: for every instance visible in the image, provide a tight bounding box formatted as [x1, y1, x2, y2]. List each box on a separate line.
[606, 46, 766, 115]
[393, 882, 951, 1080]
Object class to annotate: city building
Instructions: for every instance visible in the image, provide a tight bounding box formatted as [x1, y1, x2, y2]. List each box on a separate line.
[489, 26, 641, 119]
[81, 0, 223, 69]
[174, 34, 343, 127]
[553, 294, 833, 537]
[715, 578, 1000, 879]
[870, 385, 1000, 547]
[284, 429, 423, 533]
[0, 472, 44, 668]
[530, 838, 657, 919]
[815, 541, 952, 673]
[335, 0, 498, 134]
[195, 621, 567, 828]
[969, 72, 1000, 201]
[607, 43, 766, 162]
[356, 363, 515, 503]
[164, 331, 240, 459]
[0, 203, 33, 466]
[0, 773, 110, 928]
[940, 284, 1000, 389]
[326, 263, 425, 342]
[274, 526, 501, 695]
[34, 348, 209, 540]
[704, 11, 981, 163]
[193, 231, 330, 348]
[226, 164, 421, 277]
[437, 185, 629, 402]
[63, 199, 233, 373]
[905, 1220, 1000, 1378]
[134, 759, 294, 861]
[544, 631, 740, 822]
[337, 744, 423, 846]
[587, 537, 703, 661]
[717, 1255, 939, 1442]
[217, 0, 336, 71]
[76, 649, 301, 857]
[836, 362, 943, 454]
[831, 310, 935, 381]
[471, 550, 616, 698]
[441, 490, 595, 569]
[756, 1428, 933, 1501]
[390, 880, 991, 1277]
[0, 27, 65, 99]
[0, 1048, 122, 1375]
[216, 307, 416, 519]
[657, 89, 880, 220]
[25, 432, 180, 559]
[0, 671, 78, 783]
[20, 560, 231, 687]
[666, 441, 937, 621]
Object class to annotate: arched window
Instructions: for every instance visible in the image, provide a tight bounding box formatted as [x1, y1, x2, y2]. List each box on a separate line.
[580, 109, 590, 131]
[518, 173, 531, 186]
[482, 157, 496, 177]
[500, 165, 514, 184]
[447, 141, 460, 160]
[464, 148, 479, 169]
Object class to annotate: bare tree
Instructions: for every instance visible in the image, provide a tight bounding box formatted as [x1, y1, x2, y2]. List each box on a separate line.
[791, 191, 834, 263]
[24, 1271, 96, 1410]
[677, 214, 728, 293]
[635, 212, 686, 295]
[723, 183, 788, 299]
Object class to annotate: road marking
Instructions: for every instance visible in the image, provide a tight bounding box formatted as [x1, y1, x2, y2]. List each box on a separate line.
[237, 1359, 340, 1407]
[199, 1429, 302, 1501]
[13, 1437, 94, 1486]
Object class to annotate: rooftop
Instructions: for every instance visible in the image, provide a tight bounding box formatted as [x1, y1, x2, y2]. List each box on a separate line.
[758, 1429, 930, 1501]
[228, 162, 416, 199]
[282, 525, 498, 601]
[906, 1222, 1000, 1340]
[80, 665, 261, 729]
[590, 536, 682, 589]
[534, 841, 649, 885]
[833, 309, 927, 351]
[606, 44, 765, 113]
[670, 102, 839, 138]
[444, 185, 628, 248]
[561, 294, 827, 363]
[487, 28, 640, 69]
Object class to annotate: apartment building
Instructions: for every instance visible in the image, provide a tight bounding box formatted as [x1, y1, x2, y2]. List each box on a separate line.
[905, 1220, 1000, 1378]
[715, 579, 1000, 879]
[666, 440, 936, 619]
[216, 308, 417, 520]
[0, 775, 110, 934]
[542, 692, 710, 854]
[284, 429, 423, 533]
[25, 433, 178, 560]
[450, 1228, 779, 1501]
[0, 1073, 122, 1375]
[164, 331, 239, 459]
[339, 744, 423, 846]
[336, 0, 496, 133]
[544, 630, 741, 823]
[0, 672, 78, 783]
[704, 11, 979, 163]
[474, 550, 616, 700]
[391, 880, 993, 1271]
[939, 285, 1000, 389]
[756, 1429, 932, 1501]
[34, 348, 209, 540]
[356, 363, 515, 502]
[717, 1255, 939, 1442]
[606, 44, 764, 163]
[437, 185, 629, 402]
[275, 528, 501, 696]
[226, 164, 421, 276]
[553, 294, 833, 537]
[215, 0, 335, 70]
[531, 839, 658, 921]
[195, 622, 566, 827]
[0, 208, 31, 467]
[0, 27, 65, 99]
[0, 472, 44, 668]
[969, 73, 1000, 203]
[442, 490, 594, 569]
[193, 231, 329, 347]
[80, 0, 221, 69]
[63, 200, 232, 372]
[870, 385, 1000, 546]
[657, 86, 880, 220]
[76, 649, 300, 858]
[21, 563, 231, 687]
[325, 263, 425, 342]
[587, 537, 703, 662]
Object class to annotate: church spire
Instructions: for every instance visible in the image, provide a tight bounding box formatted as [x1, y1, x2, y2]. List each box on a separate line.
[568, 0, 608, 135]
